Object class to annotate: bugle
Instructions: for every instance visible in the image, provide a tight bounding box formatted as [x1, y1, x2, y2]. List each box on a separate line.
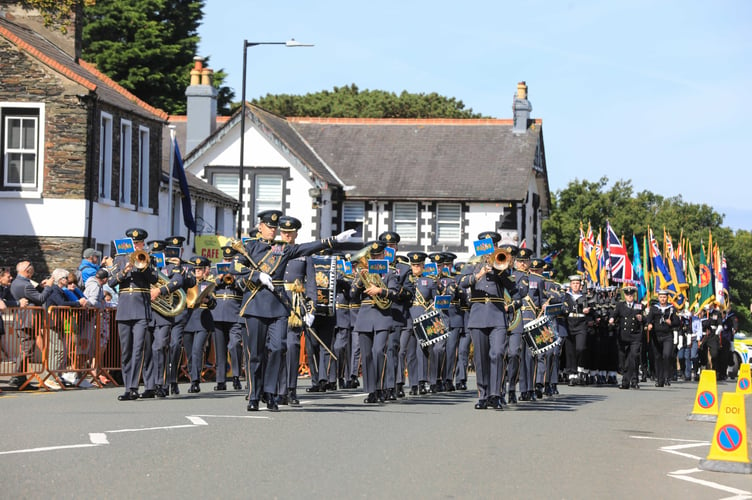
[129, 250, 150, 270]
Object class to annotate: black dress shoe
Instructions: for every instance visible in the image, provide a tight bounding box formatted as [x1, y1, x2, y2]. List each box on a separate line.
[267, 398, 279, 412]
[155, 386, 167, 398]
[214, 382, 227, 391]
[288, 389, 300, 406]
[386, 388, 397, 401]
[338, 378, 346, 390]
[631, 381, 640, 389]
[350, 377, 360, 389]
[500, 395, 507, 406]
[139, 389, 156, 399]
[508, 391, 518, 404]
[247, 400, 259, 411]
[619, 383, 630, 390]
[457, 381, 467, 391]
[188, 382, 200, 393]
[409, 385, 418, 396]
[445, 381, 456, 392]
[552, 384, 559, 395]
[376, 390, 385, 403]
[419, 382, 428, 395]
[277, 394, 289, 405]
[326, 382, 337, 391]
[232, 376, 242, 390]
[429, 384, 438, 394]
[169, 383, 180, 395]
[118, 389, 139, 401]
[364, 393, 378, 404]
[474, 399, 488, 410]
[535, 384, 544, 399]
[490, 396, 504, 410]
[520, 391, 531, 402]
[665, 380, 671, 386]
[655, 381, 664, 387]
[306, 385, 321, 393]
[435, 380, 445, 392]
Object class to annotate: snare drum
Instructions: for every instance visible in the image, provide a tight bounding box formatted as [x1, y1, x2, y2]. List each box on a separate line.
[522, 315, 559, 356]
[412, 309, 450, 348]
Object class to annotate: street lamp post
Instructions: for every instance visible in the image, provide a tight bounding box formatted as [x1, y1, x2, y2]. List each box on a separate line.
[237, 39, 313, 238]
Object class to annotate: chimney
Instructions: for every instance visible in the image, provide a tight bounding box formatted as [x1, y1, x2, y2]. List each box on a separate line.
[0, 1, 83, 61]
[512, 81, 532, 134]
[185, 56, 218, 154]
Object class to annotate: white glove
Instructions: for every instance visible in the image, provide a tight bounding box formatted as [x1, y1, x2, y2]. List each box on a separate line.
[335, 229, 357, 243]
[258, 272, 274, 292]
[304, 312, 315, 327]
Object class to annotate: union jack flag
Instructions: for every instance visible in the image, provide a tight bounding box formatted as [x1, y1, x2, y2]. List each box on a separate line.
[606, 222, 634, 284]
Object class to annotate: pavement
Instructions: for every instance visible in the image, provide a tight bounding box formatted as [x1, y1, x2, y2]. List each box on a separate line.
[0, 375, 750, 499]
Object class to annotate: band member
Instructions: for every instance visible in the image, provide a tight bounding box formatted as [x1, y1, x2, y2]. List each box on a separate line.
[379, 231, 414, 400]
[542, 262, 564, 394]
[645, 289, 678, 387]
[459, 232, 521, 410]
[454, 260, 472, 391]
[331, 254, 354, 390]
[509, 247, 541, 402]
[305, 250, 339, 394]
[530, 258, 563, 396]
[609, 285, 644, 389]
[351, 241, 400, 403]
[108, 228, 160, 401]
[239, 210, 355, 411]
[563, 274, 594, 386]
[182, 256, 216, 393]
[212, 245, 245, 391]
[164, 236, 196, 396]
[407, 252, 435, 395]
[437, 252, 462, 392]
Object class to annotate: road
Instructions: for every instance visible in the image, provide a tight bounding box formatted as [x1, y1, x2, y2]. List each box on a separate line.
[1, 376, 750, 499]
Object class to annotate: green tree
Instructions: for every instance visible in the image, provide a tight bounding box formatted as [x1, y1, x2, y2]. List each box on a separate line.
[81, 0, 234, 115]
[248, 84, 485, 119]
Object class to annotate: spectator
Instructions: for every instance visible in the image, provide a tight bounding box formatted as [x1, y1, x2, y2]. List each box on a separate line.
[0, 266, 18, 361]
[84, 268, 112, 385]
[44, 268, 87, 390]
[65, 272, 87, 302]
[9, 261, 54, 389]
[78, 248, 102, 286]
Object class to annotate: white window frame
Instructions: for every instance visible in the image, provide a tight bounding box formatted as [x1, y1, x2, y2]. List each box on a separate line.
[0, 102, 45, 198]
[393, 202, 418, 243]
[343, 201, 365, 242]
[436, 203, 462, 244]
[99, 112, 113, 203]
[138, 126, 150, 211]
[212, 172, 239, 200]
[253, 174, 283, 220]
[119, 119, 133, 208]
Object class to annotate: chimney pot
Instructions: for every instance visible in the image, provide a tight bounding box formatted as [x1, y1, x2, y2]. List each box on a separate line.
[517, 81, 528, 100]
[201, 68, 213, 86]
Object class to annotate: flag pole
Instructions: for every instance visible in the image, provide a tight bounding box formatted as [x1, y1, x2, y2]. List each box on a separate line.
[168, 126, 176, 234]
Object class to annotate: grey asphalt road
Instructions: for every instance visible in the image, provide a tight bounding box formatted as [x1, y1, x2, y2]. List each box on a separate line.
[1, 376, 750, 499]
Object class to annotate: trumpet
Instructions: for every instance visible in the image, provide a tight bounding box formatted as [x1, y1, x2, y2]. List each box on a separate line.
[221, 273, 235, 285]
[487, 248, 513, 271]
[129, 250, 151, 270]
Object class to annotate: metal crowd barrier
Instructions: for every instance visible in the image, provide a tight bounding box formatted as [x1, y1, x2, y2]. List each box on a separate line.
[1, 306, 121, 391]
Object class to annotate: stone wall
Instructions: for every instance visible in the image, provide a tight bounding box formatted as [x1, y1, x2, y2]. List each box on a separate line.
[0, 235, 85, 280]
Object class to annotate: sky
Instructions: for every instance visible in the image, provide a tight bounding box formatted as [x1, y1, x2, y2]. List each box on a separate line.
[197, 0, 751, 232]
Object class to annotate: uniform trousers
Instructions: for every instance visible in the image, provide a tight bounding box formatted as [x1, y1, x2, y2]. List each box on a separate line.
[118, 319, 148, 390]
[349, 329, 361, 380]
[243, 316, 286, 401]
[618, 336, 641, 385]
[183, 329, 209, 382]
[455, 328, 471, 384]
[565, 331, 588, 374]
[504, 331, 523, 394]
[469, 326, 508, 400]
[281, 325, 302, 391]
[384, 325, 402, 389]
[166, 319, 187, 384]
[653, 333, 674, 384]
[150, 323, 171, 388]
[357, 329, 388, 393]
[333, 327, 351, 382]
[214, 321, 242, 383]
[442, 326, 461, 384]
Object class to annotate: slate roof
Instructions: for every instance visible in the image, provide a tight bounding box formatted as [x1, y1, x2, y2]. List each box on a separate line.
[0, 15, 166, 122]
[288, 117, 545, 202]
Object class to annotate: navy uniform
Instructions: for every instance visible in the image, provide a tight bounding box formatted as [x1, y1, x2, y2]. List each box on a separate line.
[331, 255, 354, 389]
[645, 289, 678, 387]
[164, 236, 197, 396]
[563, 274, 594, 386]
[109, 228, 158, 401]
[212, 246, 245, 391]
[517, 251, 546, 401]
[240, 210, 352, 411]
[541, 262, 565, 394]
[305, 251, 339, 393]
[142, 240, 186, 398]
[459, 232, 521, 410]
[351, 241, 401, 403]
[347, 256, 362, 389]
[506, 247, 538, 403]
[436, 252, 462, 392]
[380, 231, 414, 400]
[454, 261, 472, 390]
[182, 256, 216, 393]
[406, 252, 435, 395]
[609, 285, 644, 388]
[425, 253, 448, 392]
[529, 258, 561, 396]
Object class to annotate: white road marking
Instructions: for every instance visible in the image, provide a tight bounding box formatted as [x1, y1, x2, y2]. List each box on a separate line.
[89, 433, 109, 445]
[0, 443, 99, 455]
[668, 472, 752, 497]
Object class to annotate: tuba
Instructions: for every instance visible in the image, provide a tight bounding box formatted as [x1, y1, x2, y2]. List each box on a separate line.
[151, 271, 187, 317]
[350, 246, 392, 310]
[129, 250, 151, 270]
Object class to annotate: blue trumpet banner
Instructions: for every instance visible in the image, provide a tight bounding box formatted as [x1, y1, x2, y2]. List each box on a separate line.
[153, 253, 165, 269]
[337, 259, 353, 275]
[384, 247, 395, 262]
[474, 238, 495, 256]
[368, 259, 389, 275]
[215, 263, 231, 274]
[423, 262, 438, 277]
[114, 238, 135, 255]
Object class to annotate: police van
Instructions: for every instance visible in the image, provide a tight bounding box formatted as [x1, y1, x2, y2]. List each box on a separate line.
[729, 333, 751, 379]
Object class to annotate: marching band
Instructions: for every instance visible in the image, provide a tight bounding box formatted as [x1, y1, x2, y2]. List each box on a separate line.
[65, 216, 737, 411]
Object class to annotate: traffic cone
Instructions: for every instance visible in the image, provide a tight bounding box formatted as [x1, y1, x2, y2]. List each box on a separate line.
[736, 363, 751, 395]
[687, 369, 719, 422]
[698, 391, 752, 474]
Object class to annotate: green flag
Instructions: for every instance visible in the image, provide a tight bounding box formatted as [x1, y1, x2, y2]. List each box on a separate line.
[697, 244, 714, 310]
[686, 240, 699, 311]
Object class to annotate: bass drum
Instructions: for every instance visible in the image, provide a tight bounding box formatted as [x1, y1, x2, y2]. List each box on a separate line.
[412, 309, 450, 348]
[311, 255, 336, 317]
[522, 315, 560, 356]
